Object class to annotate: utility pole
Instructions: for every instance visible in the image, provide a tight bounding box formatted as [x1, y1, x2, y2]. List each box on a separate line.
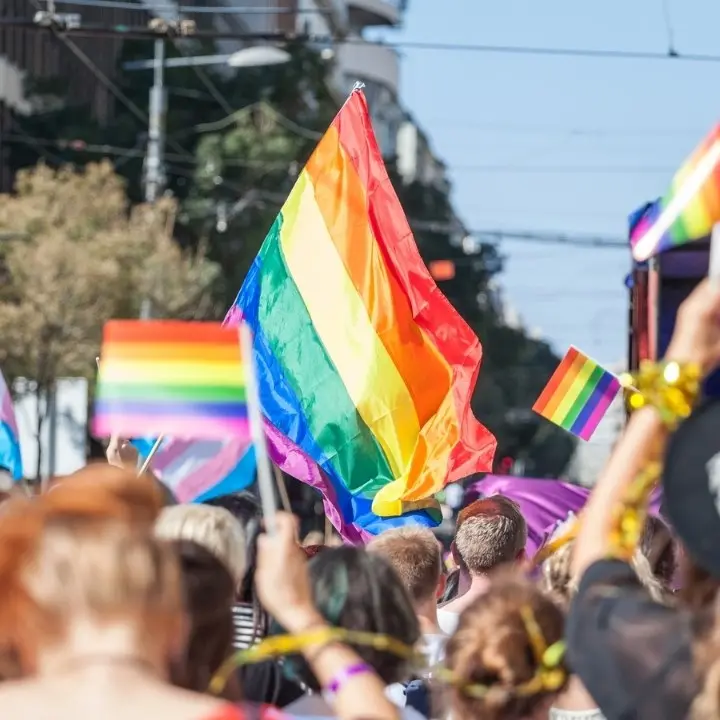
[143, 38, 166, 205]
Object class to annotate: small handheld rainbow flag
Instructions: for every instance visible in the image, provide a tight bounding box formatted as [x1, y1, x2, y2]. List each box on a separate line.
[93, 321, 248, 440]
[631, 124, 720, 261]
[532, 347, 621, 441]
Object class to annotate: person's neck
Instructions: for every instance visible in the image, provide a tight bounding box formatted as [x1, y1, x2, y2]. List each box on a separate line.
[415, 599, 441, 635]
[443, 572, 491, 614]
[35, 618, 165, 681]
[468, 573, 491, 595]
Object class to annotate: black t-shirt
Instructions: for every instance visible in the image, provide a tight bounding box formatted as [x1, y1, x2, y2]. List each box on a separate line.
[566, 559, 697, 720]
[238, 660, 305, 708]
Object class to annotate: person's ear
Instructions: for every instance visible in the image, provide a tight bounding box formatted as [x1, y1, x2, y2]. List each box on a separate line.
[436, 573, 447, 600]
[450, 541, 460, 566]
[515, 548, 527, 563]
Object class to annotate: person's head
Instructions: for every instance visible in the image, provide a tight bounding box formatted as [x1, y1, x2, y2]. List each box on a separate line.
[452, 496, 527, 577]
[368, 527, 444, 609]
[0, 465, 183, 676]
[539, 535, 666, 607]
[203, 492, 261, 603]
[155, 504, 246, 591]
[539, 514, 669, 607]
[283, 546, 420, 690]
[445, 573, 568, 720]
[168, 539, 238, 700]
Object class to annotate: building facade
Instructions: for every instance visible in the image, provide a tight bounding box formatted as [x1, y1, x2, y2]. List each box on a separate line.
[0, 0, 148, 188]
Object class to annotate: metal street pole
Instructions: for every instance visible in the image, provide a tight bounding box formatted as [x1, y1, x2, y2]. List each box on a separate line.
[144, 38, 166, 205]
[141, 38, 167, 320]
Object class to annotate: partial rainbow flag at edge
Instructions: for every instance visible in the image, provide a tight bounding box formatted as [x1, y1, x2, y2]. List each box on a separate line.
[224, 88, 495, 540]
[0, 370, 22, 481]
[631, 124, 720, 261]
[532, 347, 621, 441]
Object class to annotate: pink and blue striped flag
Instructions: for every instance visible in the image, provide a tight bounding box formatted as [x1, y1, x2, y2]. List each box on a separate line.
[132, 437, 256, 503]
[0, 370, 23, 481]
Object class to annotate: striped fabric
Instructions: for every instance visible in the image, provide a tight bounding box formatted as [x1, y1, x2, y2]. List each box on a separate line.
[232, 602, 265, 650]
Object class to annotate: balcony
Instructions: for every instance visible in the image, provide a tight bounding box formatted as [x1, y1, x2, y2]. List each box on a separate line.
[347, 0, 404, 28]
[337, 40, 399, 97]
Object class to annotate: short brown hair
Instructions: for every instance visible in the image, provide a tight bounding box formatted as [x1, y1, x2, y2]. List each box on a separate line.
[453, 496, 527, 575]
[368, 527, 442, 604]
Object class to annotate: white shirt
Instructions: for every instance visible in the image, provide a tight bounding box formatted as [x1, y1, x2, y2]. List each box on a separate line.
[437, 609, 459, 635]
[387, 631, 447, 709]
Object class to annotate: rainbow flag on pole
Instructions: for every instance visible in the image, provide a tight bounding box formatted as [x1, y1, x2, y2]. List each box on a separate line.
[225, 88, 496, 539]
[631, 124, 720, 261]
[93, 321, 248, 440]
[532, 347, 621, 441]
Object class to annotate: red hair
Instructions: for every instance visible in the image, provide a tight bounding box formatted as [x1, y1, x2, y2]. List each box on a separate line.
[0, 465, 168, 671]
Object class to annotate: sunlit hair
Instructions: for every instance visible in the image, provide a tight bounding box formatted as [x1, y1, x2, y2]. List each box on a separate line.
[539, 522, 668, 607]
[368, 526, 442, 604]
[445, 573, 568, 720]
[453, 496, 527, 575]
[0, 465, 181, 673]
[154, 504, 246, 589]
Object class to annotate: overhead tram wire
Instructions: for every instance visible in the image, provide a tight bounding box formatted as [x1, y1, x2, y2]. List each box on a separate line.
[1, 132, 631, 249]
[24, 0, 196, 162]
[53, 0, 331, 14]
[10, 17, 720, 63]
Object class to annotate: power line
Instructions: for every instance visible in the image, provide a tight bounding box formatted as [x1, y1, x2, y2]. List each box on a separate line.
[3, 136, 629, 249]
[54, 0, 328, 14]
[11, 19, 720, 63]
[24, 0, 197, 161]
[416, 120, 701, 139]
[452, 164, 674, 174]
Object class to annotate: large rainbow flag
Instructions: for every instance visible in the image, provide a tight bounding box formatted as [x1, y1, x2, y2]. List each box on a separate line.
[225, 89, 496, 540]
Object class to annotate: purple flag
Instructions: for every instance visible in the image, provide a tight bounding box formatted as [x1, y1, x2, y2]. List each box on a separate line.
[465, 475, 662, 556]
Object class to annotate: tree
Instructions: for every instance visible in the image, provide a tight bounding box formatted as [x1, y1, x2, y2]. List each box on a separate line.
[11, 40, 338, 309]
[0, 161, 220, 478]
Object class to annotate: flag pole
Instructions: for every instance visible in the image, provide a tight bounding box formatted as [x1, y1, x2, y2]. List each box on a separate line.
[240, 323, 277, 534]
[138, 435, 164, 476]
[273, 464, 292, 513]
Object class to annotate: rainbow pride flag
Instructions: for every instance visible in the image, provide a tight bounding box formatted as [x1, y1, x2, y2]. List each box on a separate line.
[532, 347, 621, 441]
[225, 89, 496, 538]
[631, 124, 720, 261]
[93, 321, 248, 440]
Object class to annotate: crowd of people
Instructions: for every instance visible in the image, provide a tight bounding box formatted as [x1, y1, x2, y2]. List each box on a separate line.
[1, 277, 720, 720]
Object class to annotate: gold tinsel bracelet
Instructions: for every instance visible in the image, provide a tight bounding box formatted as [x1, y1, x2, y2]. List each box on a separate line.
[618, 360, 701, 429]
[607, 361, 701, 559]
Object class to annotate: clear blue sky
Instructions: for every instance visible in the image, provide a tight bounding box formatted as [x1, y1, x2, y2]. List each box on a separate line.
[375, 0, 720, 366]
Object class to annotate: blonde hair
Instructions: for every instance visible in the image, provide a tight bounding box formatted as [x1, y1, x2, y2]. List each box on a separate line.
[540, 537, 667, 606]
[454, 497, 527, 575]
[368, 526, 442, 604]
[155, 505, 246, 588]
